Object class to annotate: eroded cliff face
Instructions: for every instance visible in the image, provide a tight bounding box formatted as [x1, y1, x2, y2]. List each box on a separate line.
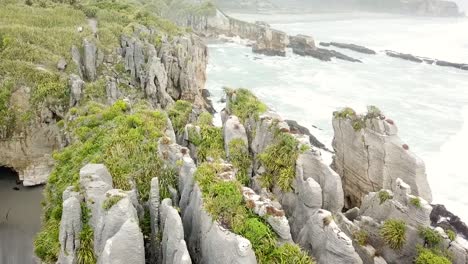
[0, 86, 61, 186]
[331, 108, 432, 208]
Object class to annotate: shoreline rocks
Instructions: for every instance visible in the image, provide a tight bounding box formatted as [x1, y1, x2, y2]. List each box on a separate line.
[320, 42, 376, 55]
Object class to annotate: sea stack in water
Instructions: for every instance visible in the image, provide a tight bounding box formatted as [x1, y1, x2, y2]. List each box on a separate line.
[331, 106, 432, 208]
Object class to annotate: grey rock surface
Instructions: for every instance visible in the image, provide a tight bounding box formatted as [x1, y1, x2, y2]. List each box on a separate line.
[69, 74, 84, 107]
[98, 218, 145, 264]
[58, 187, 83, 264]
[83, 39, 98, 81]
[332, 111, 432, 208]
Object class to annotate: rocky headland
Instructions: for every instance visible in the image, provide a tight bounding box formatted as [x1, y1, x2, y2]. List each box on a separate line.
[0, 0, 467, 264]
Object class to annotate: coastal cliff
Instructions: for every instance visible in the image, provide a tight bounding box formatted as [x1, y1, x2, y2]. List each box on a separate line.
[41, 88, 468, 264]
[1, 0, 468, 264]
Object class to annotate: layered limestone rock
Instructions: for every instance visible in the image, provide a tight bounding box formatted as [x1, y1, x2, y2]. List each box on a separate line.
[335, 178, 468, 264]
[149, 177, 161, 263]
[359, 178, 432, 227]
[71, 39, 100, 82]
[289, 34, 316, 55]
[58, 187, 83, 264]
[78, 164, 144, 264]
[252, 27, 289, 57]
[160, 198, 192, 264]
[182, 179, 257, 264]
[331, 108, 432, 208]
[158, 136, 257, 263]
[0, 83, 62, 186]
[120, 31, 209, 109]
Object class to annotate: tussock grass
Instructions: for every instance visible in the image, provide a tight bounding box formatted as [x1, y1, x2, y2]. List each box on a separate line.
[380, 219, 407, 250]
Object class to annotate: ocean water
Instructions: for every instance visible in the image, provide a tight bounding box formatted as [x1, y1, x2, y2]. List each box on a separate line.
[206, 13, 468, 221]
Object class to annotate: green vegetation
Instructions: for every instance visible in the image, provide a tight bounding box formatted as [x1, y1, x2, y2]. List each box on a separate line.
[76, 203, 96, 264]
[225, 88, 267, 123]
[140, 207, 152, 239]
[0, 81, 16, 137]
[258, 131, 303, 192]
[415, 246, 451, 264]
[168, 100, 192, 134]
[333, 107, 356, 119]
[380, 219, 407, 250]
[378, 190, 393, 204]
[228, 138, 251, 185]
[197, 111, 213, 126]
[410, 197, 422, 208]
[446, 229, 456, 241]
[102, 195, 124, 210]
[189, 124, 225, 163]
[35, 101, 175, 262]
[353, 230, 369, 246]
[195, 162, 314, 264]
[334, 105, 383, 131]
[418, 226, 443, 248]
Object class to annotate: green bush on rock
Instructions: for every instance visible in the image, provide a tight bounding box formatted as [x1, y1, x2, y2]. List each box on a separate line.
[418, 226, 443, 248]
[258, 131, 303, 192]
[378, 190, 393, 204]
[225, 87, 267, 123]
[228, 138, 251, 185]
[380, 219, 407, 250]
[168, 100, 192, 134]
[415, 246, 451, 264]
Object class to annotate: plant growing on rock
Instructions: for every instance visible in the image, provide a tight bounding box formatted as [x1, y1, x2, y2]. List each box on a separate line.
[380, 219, 407, 250]
[353, 230, 369, 246]
[225, 88, 267, 123]
[410, 197, 422, 208]
[378, 190, 393, 204]
[197, 111, 213, 126]
[189, 124, 225, 162]
[418, 226, 443, 248]
[102, 195, 124, 210]
[415, 246, 451, 264]
[168, 100, 192, 134]
[446, 229, 456, 241]
[228, 138, 251, 185]
[258, 131, 302, 192]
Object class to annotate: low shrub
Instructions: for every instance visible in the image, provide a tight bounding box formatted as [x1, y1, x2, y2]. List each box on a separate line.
[410, 197, 422, 208]
[353, 230, 369, 246]
[378, 190, 392, 204]
[418, 226, 443, 248]
[225, 88, 267, 123]
[380, 219, 406, 250]
[415, 246, 451, 264]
